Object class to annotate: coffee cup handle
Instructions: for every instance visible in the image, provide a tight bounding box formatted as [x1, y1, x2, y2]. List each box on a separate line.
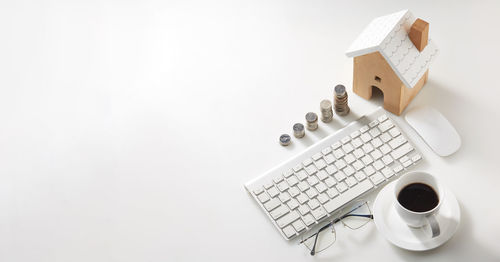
[426, 214, 440, 238]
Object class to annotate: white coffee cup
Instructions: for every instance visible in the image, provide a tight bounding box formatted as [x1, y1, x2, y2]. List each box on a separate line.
[394, 172, 445, 238]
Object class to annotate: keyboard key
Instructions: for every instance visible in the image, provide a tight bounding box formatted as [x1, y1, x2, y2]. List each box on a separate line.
[292, 220, 306, 232]
[270, 205, 290, 219]
[389, 135, 406, 149]
[298, 181, 309, 192]
[296, 194, 309, 204]
[283, 225, 296, 238]
[331, 142, 342, 150]
[317, 170, 329, 180]
[317, 193, 329, 204]
[276, 211, 300, 228]
[273, 176, 284, 184]
[360, 133, 372, 143]
[307, 176, 319, 186]
[353, 148, 365, 159]
[293, 165, 303, 172]
[312, 153, 323, 161]
[315, 182, 328, 193]
[361, 155, 373, 165]
[335, 159, 347, 170]
[345, 176, 357, 187]
[288, 187, 300, 197]
[342, 143, 354, 154]
[324, 177, 336, 187]
[341, 136, 351, 144]
[283, 169, 294, 178]
[253, 187, 264, 195]
[389, 127, 401, 137]
[278, 192, 291, 203]
[306, 165, 318, 175]
[264, 198, 281, 211]
[324, 180, 373, 213]
[287, 199, 300, 210]
[267, 186, 279, 198]
[336, 182, 348, 193]
[344, 166, 355, 176]
[334, 149, 345, 159]
[303, 214, 315, 226]
[373, 160, 384, 170]
[277, 181, 289, 192]
[350, 130, 361, 138]
[344, 154, 356, 164]
[352, 160, 364, 171]
[393, 164, 403, 173]
[311, 207, 327, 220]
[257, 192, 270, 203]
[380, 144, 392, 155]
[381, 155, 393, 165]
[315, 159, 327, 170]
[371, 137, 383, 148]
[354, 171, 367, 181]
[391, 143, 414, 159]
[321, 147, 332, 155]
[352, 137, 363, 148]
[287, 176, 299, 187]
[403, 160, 412, 168]
[324, 154, 335, 164]
[369, 128, 381, 138]
[370, 172, 385, 185]
[363, 166, 375, 176]
[411, 154, 422, 162]
[369, 119, 379, 128]
[362, 143, 374, 154]
[400, 156, 410, 163]
[296, 170, 308, 181]
[326, 188, 338, 198]
[308, 199, 320, 210]
[380, 133, 392, 143]
[298, 205, 310, 215]
[334, 171, 347, 182]
[264, 181, 274, 189]
[360, 125, 369, 133]
[302, 158, 313, 167]
[306, 188, 318, 199]
[378, 119, 394, 132]
[377, 114, 388, 123]
[325, 165, 337, 175]
[371, 149, 383, 160]
[381, 167, 395, 178]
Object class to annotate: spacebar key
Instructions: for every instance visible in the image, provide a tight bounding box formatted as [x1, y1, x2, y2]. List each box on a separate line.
[323, 180, 374, 213]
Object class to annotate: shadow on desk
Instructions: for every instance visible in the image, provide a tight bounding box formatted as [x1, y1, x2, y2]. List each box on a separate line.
[389, 202, 499, 261]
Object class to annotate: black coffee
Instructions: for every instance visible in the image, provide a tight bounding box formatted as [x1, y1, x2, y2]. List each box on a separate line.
[397, 183, 439, 212]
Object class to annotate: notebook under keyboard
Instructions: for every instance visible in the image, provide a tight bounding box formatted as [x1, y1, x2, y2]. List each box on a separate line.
[245, 107, 423, 240]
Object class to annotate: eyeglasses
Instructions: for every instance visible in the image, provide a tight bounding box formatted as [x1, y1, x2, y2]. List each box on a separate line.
[299, 200, 373, 256]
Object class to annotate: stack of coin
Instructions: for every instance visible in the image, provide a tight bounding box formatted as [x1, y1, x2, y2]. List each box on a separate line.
[293, 123, 305, 138]
[279, 134, 291, 146]
[305, 112, 318, 131]
[334, 84, 350, 116]
[320, 99, 333, 123]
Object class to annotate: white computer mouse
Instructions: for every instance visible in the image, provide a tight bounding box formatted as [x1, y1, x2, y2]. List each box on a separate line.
[405, 106, 461, 157]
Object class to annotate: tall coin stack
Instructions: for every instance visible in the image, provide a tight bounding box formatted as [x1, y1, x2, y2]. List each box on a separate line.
[334, 84, 350, 116]
[305, 112, 318, 131]
[320, 99, 333, 123]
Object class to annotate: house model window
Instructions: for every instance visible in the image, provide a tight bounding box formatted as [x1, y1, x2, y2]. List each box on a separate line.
[345, 10, 439, 115]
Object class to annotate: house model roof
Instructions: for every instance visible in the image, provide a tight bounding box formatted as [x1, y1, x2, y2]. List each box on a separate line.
[345, 10, 439, 88]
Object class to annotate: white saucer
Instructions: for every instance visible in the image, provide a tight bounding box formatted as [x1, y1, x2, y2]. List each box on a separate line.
[373, 180, 461, 251]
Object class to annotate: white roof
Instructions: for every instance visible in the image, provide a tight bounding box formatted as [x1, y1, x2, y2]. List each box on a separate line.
[345, 10, 439, 88]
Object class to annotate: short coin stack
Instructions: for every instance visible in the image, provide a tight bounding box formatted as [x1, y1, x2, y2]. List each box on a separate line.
[293, 123, 305, 138]
[305, 112, 318, 131]
[320, 99, 333, 123]
[334, 84, 350, 116]
[279, 134, 291, 146]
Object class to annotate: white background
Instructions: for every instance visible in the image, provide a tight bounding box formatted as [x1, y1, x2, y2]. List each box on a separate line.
[1, 0, 500, 261]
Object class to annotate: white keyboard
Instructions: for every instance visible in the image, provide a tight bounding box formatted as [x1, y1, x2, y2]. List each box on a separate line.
[245, 107, 423, 240]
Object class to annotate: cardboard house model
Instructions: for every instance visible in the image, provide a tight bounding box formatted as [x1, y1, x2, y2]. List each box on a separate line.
[345, 10, 439, 115]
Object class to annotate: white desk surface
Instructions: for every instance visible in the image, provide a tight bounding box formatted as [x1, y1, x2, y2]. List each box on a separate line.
[1, 0, 500, 261]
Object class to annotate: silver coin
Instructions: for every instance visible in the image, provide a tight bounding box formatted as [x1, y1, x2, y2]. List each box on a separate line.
[305, 112, 318, 123]
[293, 123, 305, 138]
[334, 84, 346, 97]
[279, 134, 291, 146]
